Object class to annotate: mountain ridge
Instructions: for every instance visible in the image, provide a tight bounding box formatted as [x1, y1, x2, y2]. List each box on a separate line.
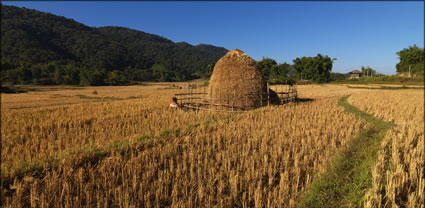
[1, 4, 228, 85]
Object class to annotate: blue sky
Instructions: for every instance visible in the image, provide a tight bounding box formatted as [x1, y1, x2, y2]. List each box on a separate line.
[3, 1, 424, 74]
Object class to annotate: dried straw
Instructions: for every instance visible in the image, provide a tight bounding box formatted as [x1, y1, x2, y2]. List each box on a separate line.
[207, 49, 267, 109]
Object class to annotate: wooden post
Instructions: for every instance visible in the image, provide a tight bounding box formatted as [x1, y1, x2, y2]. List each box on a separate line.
[260, 85, 263, 107]
[182, 83, 185, 106]
[278, 85, 281, 104]
[226, 87, 229, 109]
[188, 83, 190, 106]
[196, 84, 197, 104]
[245, 94, 248, 110]
[267, 82, 270, 106]
[190, 83, 192, 107]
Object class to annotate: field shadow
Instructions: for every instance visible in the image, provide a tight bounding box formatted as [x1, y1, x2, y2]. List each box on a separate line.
[297, 98, 315, 103]
[1, 85, 38, 93]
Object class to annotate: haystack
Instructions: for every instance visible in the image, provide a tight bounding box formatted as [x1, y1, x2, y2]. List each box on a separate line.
[208, 49, 267, 110]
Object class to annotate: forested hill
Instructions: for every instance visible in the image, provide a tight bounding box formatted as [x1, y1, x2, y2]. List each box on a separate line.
[1, 5, 228, 85]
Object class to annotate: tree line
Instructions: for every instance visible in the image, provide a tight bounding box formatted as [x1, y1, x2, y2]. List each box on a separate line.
[257, 54, 336, 84]
[2, 5, 422, 86]
[396, 44, 424, 75]
[0, 5, 227, 85]
[257, 44, 424, 84]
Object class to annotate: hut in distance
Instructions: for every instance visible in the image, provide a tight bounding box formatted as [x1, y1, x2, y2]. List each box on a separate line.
[207, 49, 268, 110]
[348, 70, 362, 79]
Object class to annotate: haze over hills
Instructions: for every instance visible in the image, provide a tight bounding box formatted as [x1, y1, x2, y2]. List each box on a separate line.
[1, 5, 228, 85]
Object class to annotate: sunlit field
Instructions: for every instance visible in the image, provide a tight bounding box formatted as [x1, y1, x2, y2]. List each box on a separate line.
[349, 91, 424, 207]
[1, 83, 423, 207]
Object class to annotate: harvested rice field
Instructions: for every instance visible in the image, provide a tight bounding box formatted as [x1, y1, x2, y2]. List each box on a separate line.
[1, 83, 423, 207]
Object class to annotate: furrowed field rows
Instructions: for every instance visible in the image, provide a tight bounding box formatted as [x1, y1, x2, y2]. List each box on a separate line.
[1, 89, 368, 207]
[299, 95, 394, 207]
[1, 88, 227, 179]
[3, 84, 422, 207]
[349, 91, 424, 207]
[0, 84, 183, 110]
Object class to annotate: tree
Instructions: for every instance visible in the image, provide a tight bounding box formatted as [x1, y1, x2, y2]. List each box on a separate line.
[257, 58, 277, 79]
[54, 67, 64, 84]
[31, 65, 42, 84]
[91, 69, 107, 86]
[79, 68, 107, 86]
[257, 58, 293, 83]
[276, 63, 291, 78]
[63, 64, 81, 85]
[106, 70, 128, 85]
[205, 63, 214, 77]
[151, 64, 172, 82]
[79, 68, 92, 86]
[16, 64, 33, 84]
[270, 62, 292, 83]
[396, 45, 424, 75]
[330, 72, 347, 81]
[292, 54, 335, 83]
[361, 66, 376, 77]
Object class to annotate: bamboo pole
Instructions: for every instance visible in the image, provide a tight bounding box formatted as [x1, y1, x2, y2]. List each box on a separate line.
[232, 91, 235, 112]
[267, 82, 270, 106]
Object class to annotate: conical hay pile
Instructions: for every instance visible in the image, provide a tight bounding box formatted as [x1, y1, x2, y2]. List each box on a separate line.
[208, 49, 267, 109]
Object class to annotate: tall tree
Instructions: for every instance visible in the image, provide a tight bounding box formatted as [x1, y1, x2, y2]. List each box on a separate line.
[257, 58, 293, 83]
[257, 58, 278, 79]
[396, 45, 424, 75]
[361, 66, 376, 77]
[292, 54, 335, 83]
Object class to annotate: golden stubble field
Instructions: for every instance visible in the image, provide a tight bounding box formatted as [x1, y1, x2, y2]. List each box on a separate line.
[1, 83, 423, 207]
[349, 91, 424, 208]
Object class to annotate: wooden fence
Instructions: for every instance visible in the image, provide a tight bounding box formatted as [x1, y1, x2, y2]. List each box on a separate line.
[174, 82, 297, 112]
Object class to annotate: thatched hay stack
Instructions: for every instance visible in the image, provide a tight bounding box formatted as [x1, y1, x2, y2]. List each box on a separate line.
[208, 49, 267, 110]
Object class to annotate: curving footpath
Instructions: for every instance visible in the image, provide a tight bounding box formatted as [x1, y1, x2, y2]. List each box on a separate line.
[298, 95, 394, 208]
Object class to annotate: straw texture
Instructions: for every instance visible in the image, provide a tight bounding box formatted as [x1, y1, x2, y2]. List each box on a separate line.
[208, 49, 267, 109]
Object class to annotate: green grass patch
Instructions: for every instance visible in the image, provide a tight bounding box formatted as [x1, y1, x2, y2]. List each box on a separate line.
[50, 94, 72, 98]
[298, 95, 394, 208]
[76, 94, 102, 99]
[102, 96, 123, 100]
[126, 95, 142, 99]
[138, 135, 154, 142]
